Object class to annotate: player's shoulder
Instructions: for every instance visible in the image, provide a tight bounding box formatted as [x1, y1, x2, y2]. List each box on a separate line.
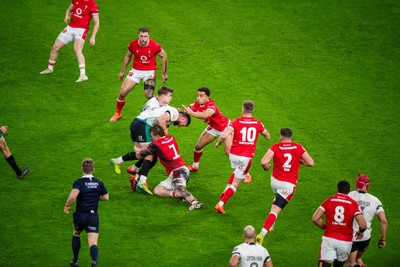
[149, 39, 162, 48]
[366, 192, 382, 203]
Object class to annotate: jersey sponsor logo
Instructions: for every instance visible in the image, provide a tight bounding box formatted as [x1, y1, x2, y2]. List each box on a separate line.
[85, 181, 99, 189]
[140, 55, 150, 64]
[128, 71, 134, 76]
[63, 28, 68, 33]
[138, 135, 143, 141]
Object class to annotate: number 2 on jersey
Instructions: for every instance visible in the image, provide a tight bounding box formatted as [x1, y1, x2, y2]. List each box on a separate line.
[283, 153, 292, 171]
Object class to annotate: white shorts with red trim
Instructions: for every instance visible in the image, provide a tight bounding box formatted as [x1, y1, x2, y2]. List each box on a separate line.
[126, 69, 156, 84]
[229, 154, 252, 179]
[57, 26, 88, 44]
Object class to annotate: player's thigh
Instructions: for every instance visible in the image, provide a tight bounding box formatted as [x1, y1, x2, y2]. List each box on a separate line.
[85, 212, 100, 234]
[120, 78, 137, 96]
[229, 154, 251, 179]
[319, 236, 337, 262]
[73, 212, 88, 232]
[271, 177, 296, 200]
[130, 119, 152, 143]
[336, 240, 352, 262]
[195, 128, 217, 149]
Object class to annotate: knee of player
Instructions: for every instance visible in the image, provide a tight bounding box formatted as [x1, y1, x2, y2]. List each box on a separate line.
[153, 185, 163, 196]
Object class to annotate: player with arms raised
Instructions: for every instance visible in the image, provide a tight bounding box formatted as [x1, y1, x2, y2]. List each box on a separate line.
[214, 100, 270, 214]
[256, 128, 314, 244]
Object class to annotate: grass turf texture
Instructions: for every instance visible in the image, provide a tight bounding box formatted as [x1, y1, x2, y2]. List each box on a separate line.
[1, 0, 399, 266]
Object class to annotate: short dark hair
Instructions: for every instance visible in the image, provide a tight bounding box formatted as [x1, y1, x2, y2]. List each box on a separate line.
[174, 111, 191, 127]
[280, 128, 293, 139]
[197, 87, 210, 97]
[337, 180, 350, 194]
[139, 27, 150, 33]
[242, 100, 254, 113]
[82, 158, 95, 174]
[150, 125, 165, 137]
[158, 86, 174, 96]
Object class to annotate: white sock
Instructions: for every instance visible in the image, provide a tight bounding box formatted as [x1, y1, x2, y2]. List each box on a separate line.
[79, 64, 85, 75]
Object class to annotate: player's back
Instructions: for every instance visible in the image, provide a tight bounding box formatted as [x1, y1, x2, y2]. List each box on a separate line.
[270, 141, 306, 184]
[74, 176, 105, 212]
[230, 116, 265, 158]
[152, 136, 185, 173]
[322, 193, 362, 241]
[349, 190, 383, 240]
[233, 243, 270, 267]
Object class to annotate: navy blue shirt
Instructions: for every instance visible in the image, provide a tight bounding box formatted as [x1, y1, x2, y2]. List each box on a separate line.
[73, 175, 108, 213]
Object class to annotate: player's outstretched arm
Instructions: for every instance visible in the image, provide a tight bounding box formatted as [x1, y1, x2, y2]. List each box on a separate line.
[216, 127, 233, 148]
[158, 50, 168, 83]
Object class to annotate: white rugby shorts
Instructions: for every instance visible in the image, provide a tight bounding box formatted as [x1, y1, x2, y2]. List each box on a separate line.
[126, 69, 156, 84]
[271, 176, 296, 201]
[319, 236, 352, 262]
[229, 154, 252, 179]
[57, 26, 87, 44]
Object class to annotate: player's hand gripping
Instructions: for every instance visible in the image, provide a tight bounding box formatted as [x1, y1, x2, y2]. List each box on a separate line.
[378, 239, 386, 248]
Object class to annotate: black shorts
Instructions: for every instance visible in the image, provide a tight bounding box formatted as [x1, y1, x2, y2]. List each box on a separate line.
[351, 238, 370, 253]
[73, 211, 99, 233]
[130, 118, 152, 143]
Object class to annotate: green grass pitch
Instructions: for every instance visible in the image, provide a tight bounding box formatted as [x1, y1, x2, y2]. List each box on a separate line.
[1, 0, 399, 266]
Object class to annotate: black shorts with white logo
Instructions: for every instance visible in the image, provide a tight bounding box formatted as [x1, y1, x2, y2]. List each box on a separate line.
[130, 118, 152, 143]
[73, 211, 99, 233]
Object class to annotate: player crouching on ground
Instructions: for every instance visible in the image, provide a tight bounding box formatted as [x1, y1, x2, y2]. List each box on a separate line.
[136, 125, 203, 210]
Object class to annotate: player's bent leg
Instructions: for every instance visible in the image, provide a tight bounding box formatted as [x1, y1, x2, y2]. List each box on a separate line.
[41, 39, 65, 74]
[153, 185, 173, 197]
[144, 79, 155, 99]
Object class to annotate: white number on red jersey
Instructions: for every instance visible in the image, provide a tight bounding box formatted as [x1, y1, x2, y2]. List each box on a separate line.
[334, 206, 345, 223]
[283, 153, 292, 172]
[168, 144, 180, 160]
[240, 127, 257, 142]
